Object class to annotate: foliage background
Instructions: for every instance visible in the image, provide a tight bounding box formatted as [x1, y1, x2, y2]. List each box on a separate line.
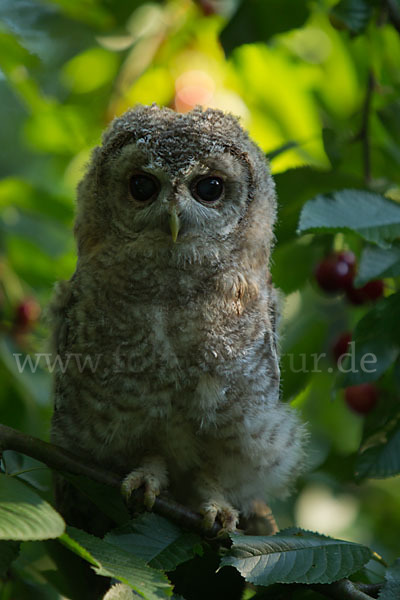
[0, 0, 400, 598]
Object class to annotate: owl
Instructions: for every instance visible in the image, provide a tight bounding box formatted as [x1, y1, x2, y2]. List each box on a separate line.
[50, 104, 306, 534]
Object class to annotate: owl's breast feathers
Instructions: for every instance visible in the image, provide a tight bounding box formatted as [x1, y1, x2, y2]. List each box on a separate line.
[51, 247, 277, 420]
[68, 245, 274, 365]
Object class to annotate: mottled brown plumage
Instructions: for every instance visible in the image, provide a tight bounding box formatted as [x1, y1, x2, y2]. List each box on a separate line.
[50, 104, 306, 532]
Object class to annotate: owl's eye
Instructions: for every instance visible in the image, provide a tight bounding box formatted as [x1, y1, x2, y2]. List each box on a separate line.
[129, 173, 159, 202]
[193, 177, 224, 204]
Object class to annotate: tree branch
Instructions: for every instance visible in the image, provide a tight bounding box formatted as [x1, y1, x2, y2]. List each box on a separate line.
[356, 583, 382, 598]
[0, 423, 221, 537]
[0, 424, 384, 599]
[0, 424, 277, 538]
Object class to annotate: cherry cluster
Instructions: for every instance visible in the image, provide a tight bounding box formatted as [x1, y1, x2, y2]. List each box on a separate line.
[315, 251, 384, 304]
[332, 329, 379, 414]
[315, 252, 382, 415]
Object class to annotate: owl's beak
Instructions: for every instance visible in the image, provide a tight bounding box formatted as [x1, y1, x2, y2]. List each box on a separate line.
[168, 205, 180, 243]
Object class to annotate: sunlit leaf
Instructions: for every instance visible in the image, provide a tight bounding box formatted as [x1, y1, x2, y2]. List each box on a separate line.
[62, 47, 119, 93]
[61, 527, 172, 599]
[0, 474, 65, 540]
[221, 530, 371, 585]
[298, 190, 400, 248]
[24, 105, 89, 154]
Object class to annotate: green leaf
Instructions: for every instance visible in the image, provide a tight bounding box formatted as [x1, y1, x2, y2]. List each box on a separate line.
[330, 0, 373, 34]
[103, 584, 135, 599]
[62, 474, 130, 525]
[337, 292, 400, 386]
[356, 422, 400, 480]
[379, 558, 400, 600]
[271, 239, 323, 294]
[1, 209, 71, 257]
[266, 141, 299, 161]
[322, 128, 342, 169]
[297, 190, 400, 248]
[0, 28, 39, 73]
[0, 474, 65, 540]
[0, 540, 19, 576]
[105, 513, 202, 571]
[0, 177, 73, 225]
[220, 0, 309, 55]
[355, 244, 400, 286]
[35, 0, 113, 29]
[280, 287, 330, 401]
[61, 526, 172, 600]
[274, 168, 363, 246]
[221, 530, 372, 585]
[378, 100, 400, 141]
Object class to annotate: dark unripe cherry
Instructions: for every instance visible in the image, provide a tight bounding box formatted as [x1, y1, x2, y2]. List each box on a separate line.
[346, 280, 384, 305]
[15, 298, 41, 332]
[332, 331, 352, 364]
[198, 0, 217, 15]
[345, 383, 378, 415]
[315, 251, 356, 293]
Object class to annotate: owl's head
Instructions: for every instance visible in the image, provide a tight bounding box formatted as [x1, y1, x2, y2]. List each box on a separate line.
[75, 104, 276, 266]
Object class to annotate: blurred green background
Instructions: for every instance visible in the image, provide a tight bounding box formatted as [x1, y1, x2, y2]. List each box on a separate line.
[1, 0, 400, 587]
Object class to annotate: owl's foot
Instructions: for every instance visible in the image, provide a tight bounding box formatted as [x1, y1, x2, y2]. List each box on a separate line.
[200, 500, 239, 533]
[121, 456, 168, 510]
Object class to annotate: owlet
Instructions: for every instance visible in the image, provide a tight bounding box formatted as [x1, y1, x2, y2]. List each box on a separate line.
[50, 104, 306, 532]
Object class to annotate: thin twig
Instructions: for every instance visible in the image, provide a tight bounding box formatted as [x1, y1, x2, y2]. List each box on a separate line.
[312, 579, 381, 599]
[357, 70, 375, 186]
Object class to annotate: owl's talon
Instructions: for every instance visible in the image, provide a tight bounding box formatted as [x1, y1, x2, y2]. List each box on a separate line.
[121, 461, 166, 510]
[143, 483, 160, 510]
[201, 501, 239, 533]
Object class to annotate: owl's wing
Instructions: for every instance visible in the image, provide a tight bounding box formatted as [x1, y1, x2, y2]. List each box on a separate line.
[267, 283, 283, 361]
[47, 276, 77, 356]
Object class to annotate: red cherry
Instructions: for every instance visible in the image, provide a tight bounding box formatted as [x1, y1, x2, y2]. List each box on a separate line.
[361, 279, 384, 301]
[346, 280, 384, 305]
[15, 298, 41, 332]
[332, 331, 352, 364]
[198, 0, 217, 15]
[345, 383, 378, 415]
[315, 251, 356, 293]
[336, 251, 356, 268]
